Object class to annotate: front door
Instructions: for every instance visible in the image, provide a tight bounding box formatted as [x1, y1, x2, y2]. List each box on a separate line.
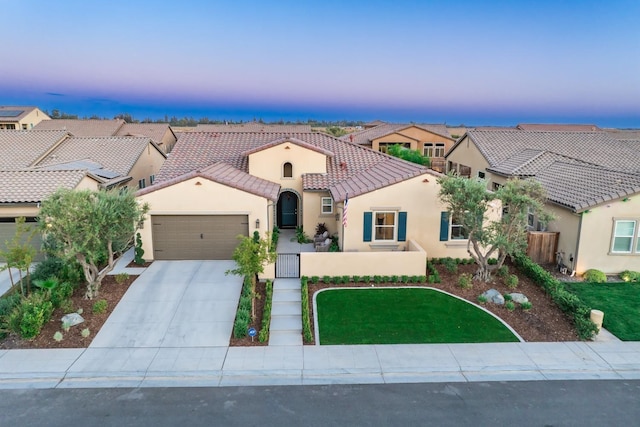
[278, 191, 298, 228]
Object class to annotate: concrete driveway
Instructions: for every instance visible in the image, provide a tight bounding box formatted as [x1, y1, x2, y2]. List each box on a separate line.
[90, 261, 242, 348]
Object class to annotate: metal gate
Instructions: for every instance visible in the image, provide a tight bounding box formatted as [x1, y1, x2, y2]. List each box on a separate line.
[276, 253, 300, 278]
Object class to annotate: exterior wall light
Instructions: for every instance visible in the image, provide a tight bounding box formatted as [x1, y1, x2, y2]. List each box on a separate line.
[255, 218, 260, 229]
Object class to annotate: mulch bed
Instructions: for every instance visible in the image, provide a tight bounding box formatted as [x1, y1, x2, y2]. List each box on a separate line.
[306, 261, 579, 344]
[0, 275, 137, 349]
[229, 281, 268, 347]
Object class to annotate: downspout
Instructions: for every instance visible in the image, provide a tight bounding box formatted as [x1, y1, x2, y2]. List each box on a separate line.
[573, 212, 583, 275]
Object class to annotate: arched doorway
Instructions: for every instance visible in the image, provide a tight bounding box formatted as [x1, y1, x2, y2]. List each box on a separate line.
[277, 191, 298, 228]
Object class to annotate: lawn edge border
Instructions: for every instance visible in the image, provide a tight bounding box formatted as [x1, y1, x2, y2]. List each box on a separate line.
[312, 286, 525, 345]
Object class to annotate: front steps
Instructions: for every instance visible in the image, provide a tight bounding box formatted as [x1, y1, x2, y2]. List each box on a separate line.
[268, 279, 303, 346]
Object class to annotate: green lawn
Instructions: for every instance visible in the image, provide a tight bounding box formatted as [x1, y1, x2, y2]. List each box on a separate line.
[564, 282, 640, 341]
[315, 288, 520, 345]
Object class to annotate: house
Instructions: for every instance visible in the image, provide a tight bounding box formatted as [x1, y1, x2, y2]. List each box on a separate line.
[0, 130, 167, 260]
[0, 106, 50, 130]
[33, 119, 178, 153]
[445, 129, 640, 274]
[341, 122, 455, 172]
[136, 131, 493, 276]
[516, 123, 602, 132]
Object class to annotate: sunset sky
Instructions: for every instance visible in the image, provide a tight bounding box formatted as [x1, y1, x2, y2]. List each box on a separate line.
[2, 0, 639, 126]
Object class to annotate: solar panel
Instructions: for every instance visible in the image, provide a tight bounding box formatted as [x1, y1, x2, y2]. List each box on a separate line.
[0, 110, 25, 118]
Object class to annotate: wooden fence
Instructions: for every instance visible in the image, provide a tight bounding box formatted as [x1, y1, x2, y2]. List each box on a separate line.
[526, 231, 559, 264]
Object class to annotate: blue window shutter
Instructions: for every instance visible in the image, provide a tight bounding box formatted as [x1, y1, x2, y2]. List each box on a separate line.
[439, 212, 450, 241]
[398, 212, 407, 242]
[363, 212, 372, 242]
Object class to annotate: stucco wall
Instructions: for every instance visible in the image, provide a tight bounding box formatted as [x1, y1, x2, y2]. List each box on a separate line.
[338, 172, 496, 259]
[19, 108, 50, 129]
[302, 191, 340, 236]
[544, 204, 580, 269]
[130, 143, 166, 189]
[445, 136, 492, 181]
[248, 142, 327, 195]
[300, 239, 427, 276]
[575, 197, 640, 274]
[136, 177, 271, 260]
[372, 127, 453, 153]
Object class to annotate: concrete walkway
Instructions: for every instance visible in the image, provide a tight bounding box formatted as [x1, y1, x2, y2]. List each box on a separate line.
[269, 279, 302, 346]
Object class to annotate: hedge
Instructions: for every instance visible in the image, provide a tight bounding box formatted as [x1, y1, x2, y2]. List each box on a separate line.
[301, 277, 313, 343]
[258, 280, 273, 342]
[513, 253, 598, 340]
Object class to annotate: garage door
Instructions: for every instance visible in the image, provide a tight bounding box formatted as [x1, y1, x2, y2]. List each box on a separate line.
[0, 218, 44, 262]
[151, 215, 249, 260]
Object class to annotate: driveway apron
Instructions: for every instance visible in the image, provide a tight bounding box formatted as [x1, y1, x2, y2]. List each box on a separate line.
[90, 261, 242, 348]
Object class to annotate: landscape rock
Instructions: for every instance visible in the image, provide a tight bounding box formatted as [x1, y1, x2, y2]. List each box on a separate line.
[482, 288, 505, 305]
[509, 293, 529, 304]
[61, 313, 85, 327]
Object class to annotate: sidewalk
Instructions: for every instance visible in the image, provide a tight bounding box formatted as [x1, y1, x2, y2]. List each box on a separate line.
[0, 340, 639, 389]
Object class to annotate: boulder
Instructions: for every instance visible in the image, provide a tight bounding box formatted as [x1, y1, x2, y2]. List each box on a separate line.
[482, 288, 505, 305]
[61, 313, 85, 327]
[509, 293, 529, 304]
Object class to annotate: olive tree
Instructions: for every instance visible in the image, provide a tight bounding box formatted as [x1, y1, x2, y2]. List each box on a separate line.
[437, 174, 552, 281]
[39, 188, 149, 299]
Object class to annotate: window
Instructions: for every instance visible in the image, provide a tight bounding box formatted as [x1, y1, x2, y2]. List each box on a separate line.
[611, 220, 639, 254]
[321, 197, 333, 214]
[527, 207, 535, 229]
[423, 143, 433, 157]
[477, 171, 486, 179]
[450, 214, 469, 240]
[283, 162, 293, 178]
[138, 178, 146, 189]
[448, 161, 458, 174]
[374, 212, 396, 240]
[149, 175, 155, 185]
[379, 142, 410, 153]
[22, 124, 28, 130]
[363, 211, 407, 242]
[434, 143, 445, 158]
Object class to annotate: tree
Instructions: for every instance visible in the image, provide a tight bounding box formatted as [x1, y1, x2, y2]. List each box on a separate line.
[0, 217, 37, 295]
[39, 188, 149, 299]
[387, 144, 430, 166]
[226, 232, 277, 319]
[437, 174, 552, 281]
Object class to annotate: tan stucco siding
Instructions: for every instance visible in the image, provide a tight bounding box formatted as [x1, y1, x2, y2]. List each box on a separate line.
[136, 177, 271, 261]
[76, 176, 102, 191]
[0, 206, 40, 218]
[544, 203, 580, 268]
[160, 130, 178, 153]
[19, 108, 50, 129]
[339, 173, 480, 259]
[248, 142, 327, 195]
[446, 136, 492, 182]
[372, 133, 419, 151]
[372, 127, 453, 153]
[575, 197, 640, 274]
[130, 143, 166, 189]
[302, 191, 340, 236]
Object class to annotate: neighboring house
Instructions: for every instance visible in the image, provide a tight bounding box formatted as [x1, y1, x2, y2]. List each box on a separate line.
[0, 131, 167, 260]
[196, 122, 312, 132]
[445, 129, 640, 274]
[516, 123, 602, 132]
[33, 119, 177, 153]
[136, 131, 490, 270]
[341, 122, 455, 172]
[0, 106, 50, 130]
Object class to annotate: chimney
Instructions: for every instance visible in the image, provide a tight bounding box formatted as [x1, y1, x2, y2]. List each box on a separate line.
[349, 134, 354, 142]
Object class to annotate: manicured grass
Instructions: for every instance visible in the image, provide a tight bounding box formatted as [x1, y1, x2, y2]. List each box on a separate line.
[315, 288, 520, 345]
[564, 282, 640, 341]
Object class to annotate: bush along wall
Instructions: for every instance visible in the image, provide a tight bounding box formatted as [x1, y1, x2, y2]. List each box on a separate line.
[258, 280, 273, 342]
[513, 253, 598, 340]
[233, 276, 253, 338]
[301, 276, 313, 343]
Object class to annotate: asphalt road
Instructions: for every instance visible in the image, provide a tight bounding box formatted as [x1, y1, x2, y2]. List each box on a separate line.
[1, 380, 638, 426]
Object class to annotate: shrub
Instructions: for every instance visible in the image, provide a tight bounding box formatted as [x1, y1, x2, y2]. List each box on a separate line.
[514, 253, 598, 340]
[92, 299, 108, 314]
[503, 293, 513, 301]
[352, 275, 361, 283]
[233, 308, 250, 338]
[0, 293, 22, 339]
[258, 280, 273, 342]
[373, 275, 383, 284]
[134, 232, 145, 265]
[311, 276, 320, 284]
[301, 279, 313, 343]
[81, 328, 91, 338]
[322, 275, 331, 284]
[505, 274, 519, 289]
[390, 275, 399, 283]
[505, 301, 516, 311]
[418, 275, 427, 283]
[9, 293, 54, 339]
[428, 275, 435, 283]
[410, 276, 419, 283]
[619, 270, 639, 282]
[382, 276, 390, 283]
[455, 258, 461, 264]
[521, 301, 532, 311]
[115, 272, 129, 284]
[59, 299, 75, 314]
[497, 265, 509, 277]
[442, 257, 457, 273]
[458, 273, 473, 289]
[488, 258, 498, 265]
[342, 276, 350, 284]
[361, 275, 370, 284]
[50, 281, 74, 309]
[53, 331, 63, 342]
[431, 258, 441, 265]
[583, 269, 607, 283]
[31, 258, 66, 283]
[477, 294, 487, 304]
[401, 275, 410, 284]
[331, 276, 341, 285]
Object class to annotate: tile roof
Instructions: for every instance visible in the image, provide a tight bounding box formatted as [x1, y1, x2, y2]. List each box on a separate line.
[460, 129, 640, 211]
[0, 130, 69, 169]
[0, 106, 43, 122]
[33, 119, 125, 137]
[137, 162, 281, 201]
[341, 123, 452, 145]
[606, 129, 640, 141]
[156, 131, 430, 201]
[196, 123, 312, 132]
[241, 137, 334, 158]
[517, 123, 602, 132]
[34, 136, 156, 176]
[0, 169, 97, 203]
[116, 123, 175, 144]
